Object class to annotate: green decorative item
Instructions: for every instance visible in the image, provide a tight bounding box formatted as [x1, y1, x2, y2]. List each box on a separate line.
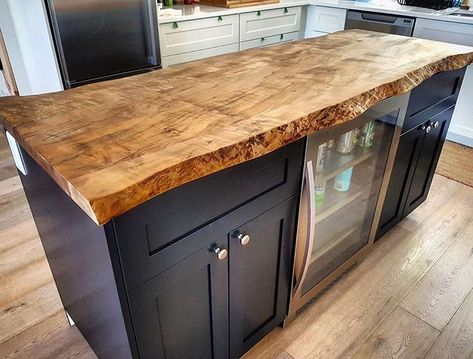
[172, 21, 178, 29]
[166, 0, 174, 7]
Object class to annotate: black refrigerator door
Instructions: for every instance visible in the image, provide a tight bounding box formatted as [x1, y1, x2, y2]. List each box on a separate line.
[47, 0, 160, 87]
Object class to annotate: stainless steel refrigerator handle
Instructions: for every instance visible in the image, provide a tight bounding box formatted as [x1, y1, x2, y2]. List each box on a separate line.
[293, 160, 317, 294]
[146, 0, 160, 65]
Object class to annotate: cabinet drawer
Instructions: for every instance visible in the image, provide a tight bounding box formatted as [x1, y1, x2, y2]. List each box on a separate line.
[113, 139, 305, 290]
[240, 31, 299, 50]
[402, 68, 465, 133]
[310, 6, 346, 33]
[162, 43, 239, 67]
[159, 15, 239, 57]
[240, 7, 301, 42]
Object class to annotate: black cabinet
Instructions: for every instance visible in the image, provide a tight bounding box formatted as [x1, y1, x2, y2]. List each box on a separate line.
[128, 198, 297, 359]
[129, 241, 229, 359]
[229, 199, 295, 358]
[403, 106, 453, 217]
[376, 68, 465, 240]
[377, 105, 455, 239]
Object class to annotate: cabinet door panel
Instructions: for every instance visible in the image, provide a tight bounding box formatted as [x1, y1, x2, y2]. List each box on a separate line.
[129, 242, 228, 359]
[376, 126, 425, 239]
[229, 198, 296, 358]
[403, 106, 454, 217]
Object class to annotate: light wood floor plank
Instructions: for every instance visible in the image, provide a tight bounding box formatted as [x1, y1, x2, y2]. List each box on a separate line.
[425, 288, 473, 359]
[0, 281, 63, 343]
[400, 222, 473, 331]
[0, 311, 96, 359]
[351, 307, 440, 359]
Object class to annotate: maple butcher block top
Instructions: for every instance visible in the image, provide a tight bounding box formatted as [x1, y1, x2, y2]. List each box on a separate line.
[1, 30, 473, 225]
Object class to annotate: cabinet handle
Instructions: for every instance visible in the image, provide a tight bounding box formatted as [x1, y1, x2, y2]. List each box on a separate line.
[217, 15, 223, 21]
[284, 7, 288, 13]
[172, 22, 179, 29]
[433, 121, 439, 129]
[238, 233, 251, 246]
[210, 245, 228, 260]
[261, 37, 265, 41]
[257, 11, 261, 16]
[425, 125, 432, 134]
[280, 34, 284, 40]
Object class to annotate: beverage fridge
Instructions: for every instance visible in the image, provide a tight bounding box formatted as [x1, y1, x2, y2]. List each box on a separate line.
[287, 94, 409, 321]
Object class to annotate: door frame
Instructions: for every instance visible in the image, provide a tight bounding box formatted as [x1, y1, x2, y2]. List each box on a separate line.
[0, 29, 18, 95]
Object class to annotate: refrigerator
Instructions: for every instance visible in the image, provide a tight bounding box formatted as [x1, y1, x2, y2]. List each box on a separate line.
[287, 94, 410, 322]
[45, 0, 161, 88]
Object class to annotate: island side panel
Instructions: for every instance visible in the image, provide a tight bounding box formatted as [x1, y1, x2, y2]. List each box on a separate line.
[17, 147, 137, 359]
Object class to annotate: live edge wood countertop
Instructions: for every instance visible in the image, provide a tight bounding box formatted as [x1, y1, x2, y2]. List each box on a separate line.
[1, 30, 473, 225]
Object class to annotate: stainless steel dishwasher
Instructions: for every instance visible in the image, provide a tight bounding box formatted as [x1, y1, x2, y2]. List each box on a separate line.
[345, 10, 415, 36]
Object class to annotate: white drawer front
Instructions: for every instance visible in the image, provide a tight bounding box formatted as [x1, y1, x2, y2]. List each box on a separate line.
[413, 18, 473, 46]
[240, 31, 299, 50]
[240, 7, 301, 42]
[162, 43, 239, 67]
[160, 15, 239, 57]
[308, 6, 346, 34]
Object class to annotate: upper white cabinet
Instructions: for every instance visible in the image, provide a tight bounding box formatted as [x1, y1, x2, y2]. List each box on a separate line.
[160, 15, 239, 67]
[239, 7, 302, 42]
[305, 5, 347, 38]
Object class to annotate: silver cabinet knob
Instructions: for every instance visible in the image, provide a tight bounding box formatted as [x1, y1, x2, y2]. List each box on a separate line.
[425, 125, 432, 134]
[211, 246, 227, 260]
[238, 233, 251, 246]
[433, 121, 439, 129]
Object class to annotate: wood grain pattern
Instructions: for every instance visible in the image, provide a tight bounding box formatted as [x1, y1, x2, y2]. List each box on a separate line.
[425, 288, 473, 359]
[1, 30, 473, 224]
[351, 307, 440, 359]
[400, 222, 473, 331]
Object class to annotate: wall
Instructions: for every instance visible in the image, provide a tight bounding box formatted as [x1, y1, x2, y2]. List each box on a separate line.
[0, 0, 63, 95]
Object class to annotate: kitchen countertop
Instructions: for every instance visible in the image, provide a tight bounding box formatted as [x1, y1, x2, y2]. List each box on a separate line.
[158, 0, 473, 24]
[1, 30, 472, 225]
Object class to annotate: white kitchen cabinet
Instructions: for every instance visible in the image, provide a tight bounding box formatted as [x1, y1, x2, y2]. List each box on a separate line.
[414, 18, 473, 147]
[240, 31, 299, 50]
[304, 5, 347, 38]
[161, 43, 239, 67]
[240, 7, 302, 42]
[160, 15, 239, 67]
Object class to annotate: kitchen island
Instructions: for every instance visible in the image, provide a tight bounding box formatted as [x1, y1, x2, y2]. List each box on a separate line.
[1, 30, 473, 359]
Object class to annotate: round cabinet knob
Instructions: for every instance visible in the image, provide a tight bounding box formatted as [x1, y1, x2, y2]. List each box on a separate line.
[238, 233, 251, 246]
[433, 121, 439, 129]
[425, 125, 432, 134]
[212, 246, 228, 260]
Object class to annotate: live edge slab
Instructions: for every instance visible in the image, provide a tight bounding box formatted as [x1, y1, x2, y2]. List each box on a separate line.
[1, 30, 473, 225]
[1, 30, 473, 359]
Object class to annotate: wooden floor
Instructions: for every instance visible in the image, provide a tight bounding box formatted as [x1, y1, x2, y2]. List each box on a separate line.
[1, 134, 473, 359]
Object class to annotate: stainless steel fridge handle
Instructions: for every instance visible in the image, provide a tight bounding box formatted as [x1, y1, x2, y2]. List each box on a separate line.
[146, 0, 160, 65]
[293, 161, 317, 294]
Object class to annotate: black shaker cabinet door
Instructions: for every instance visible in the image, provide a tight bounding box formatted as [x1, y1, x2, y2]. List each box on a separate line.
[229, 198, 297, 358]
[376, 125, 425, 239]
[128, 239, 229, 359]
[403, 106, 454, 217]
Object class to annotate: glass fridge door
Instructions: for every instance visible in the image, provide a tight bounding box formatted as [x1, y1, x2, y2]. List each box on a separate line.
[292, 95, 408, 303]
